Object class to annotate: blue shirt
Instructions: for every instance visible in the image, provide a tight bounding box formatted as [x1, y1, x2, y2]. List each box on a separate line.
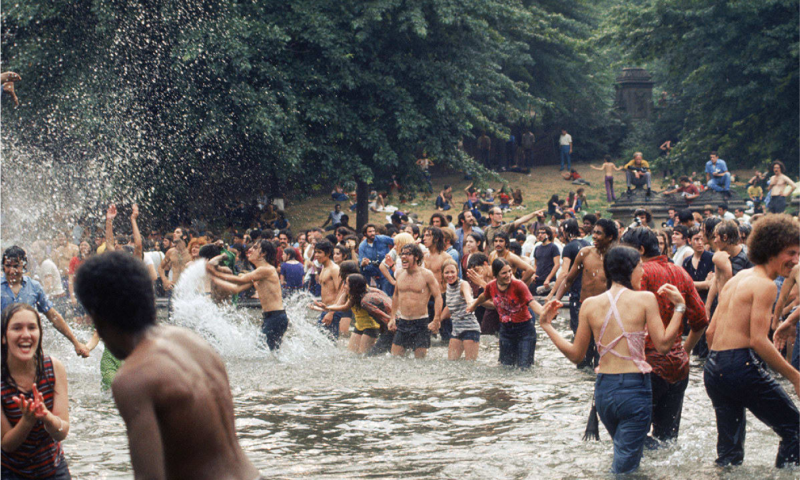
[1, 275, 54, 314]
[358, 235, 394, 278]
[454, 226, 484, 256]
[705, 159, 728, 176]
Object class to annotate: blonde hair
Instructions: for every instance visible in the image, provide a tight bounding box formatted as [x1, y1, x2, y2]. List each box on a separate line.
[392, 232, 415, 251]
[442, 258, 459, 273]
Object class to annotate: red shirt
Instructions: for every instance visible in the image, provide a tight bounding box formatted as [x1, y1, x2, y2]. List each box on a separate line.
[641, 256, 708, 383]
[484, 278, 534, 323]
[499, 193, 510, 205]
[67, 256, 82, 275]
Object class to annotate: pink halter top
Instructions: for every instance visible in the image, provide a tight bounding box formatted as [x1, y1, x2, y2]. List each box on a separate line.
[595, 288, 652, 374]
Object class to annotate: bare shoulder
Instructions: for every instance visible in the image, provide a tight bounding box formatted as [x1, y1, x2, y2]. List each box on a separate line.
[712, 250, 730, 265]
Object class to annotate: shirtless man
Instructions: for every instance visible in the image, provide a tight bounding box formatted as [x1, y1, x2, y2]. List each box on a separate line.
[75, 252, 262, 480]
[389, 244, 442, 358]
[159, 227, 192, 292]
[52, 232, 79, 284]
[552, 219, 619, 366]
[314, 240, 343, 339]
[704, 214, 799, 468]
[767, 160, 797, 214]
[423, 227, 452, 341]
[207, 240, 288, 350]
[705, 220, 753, 317]
[488, 232, 534, 285]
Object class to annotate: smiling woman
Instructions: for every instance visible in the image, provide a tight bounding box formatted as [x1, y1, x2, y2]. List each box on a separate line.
[1, 303, 72, 479]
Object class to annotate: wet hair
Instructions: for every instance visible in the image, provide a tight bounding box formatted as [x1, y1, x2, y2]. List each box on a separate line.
[259, 239, 279, 266]
[424, 226, 445, 252]
[621, 227, 661, 258]
[466, 232, 485, 252]
[283, 247, 298, 262]
[594, 218, 619, 242]
[714, 220, 740, 246]
[604, 246, 640, 290]
[491, 258, 511, 278]
[493, 231, 510, 246]
[339, 260, 360, 280]
[2, 246, 27, 267]
[771, 160, 786, 174]
[562, 219, 581, 239]
[467, 252, 489, 270]
[1, 303, 45, 389]
[333, 244, 351, 261]
[429, 213, 448, 228]
[400, 243, 424, 266]
[347, 274, 369, 307]
[747, 214, 799, 265]
[582, 213, 597, 226]
[703, 217, 722, 242]
[198, 244, 222, 260]
[74, 251, 156, 334]
[315, 240, 334, 257]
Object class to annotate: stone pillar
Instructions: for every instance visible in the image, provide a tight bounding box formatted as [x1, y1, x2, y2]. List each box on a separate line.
[615, 68, 654, 120]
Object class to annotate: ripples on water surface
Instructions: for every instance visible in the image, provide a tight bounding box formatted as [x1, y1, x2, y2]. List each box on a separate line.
[51, 264, 798, 479]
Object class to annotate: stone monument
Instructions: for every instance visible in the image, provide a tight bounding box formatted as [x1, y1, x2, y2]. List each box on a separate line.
[615, 68, 654, 120]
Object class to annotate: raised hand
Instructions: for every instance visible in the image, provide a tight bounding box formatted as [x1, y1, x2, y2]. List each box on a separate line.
[107, 203, 117, 220]
[130, 203, 139, 220]
[11, 394, 38, 423]
[539, 299, 563, 326]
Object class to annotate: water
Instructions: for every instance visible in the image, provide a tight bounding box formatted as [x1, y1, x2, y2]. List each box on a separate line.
[47, 264, 798, 479]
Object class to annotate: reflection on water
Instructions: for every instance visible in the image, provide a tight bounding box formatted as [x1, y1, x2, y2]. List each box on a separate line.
[53, 264, 798, 479]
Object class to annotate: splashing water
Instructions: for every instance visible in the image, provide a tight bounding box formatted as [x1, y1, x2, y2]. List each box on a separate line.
[170, 260, 338, 362]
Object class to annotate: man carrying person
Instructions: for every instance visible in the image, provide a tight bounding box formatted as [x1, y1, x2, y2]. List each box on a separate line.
[621, 228, 708, 448]
[552, 219, 620, 367]
[705, 151, 732, 197]
[75, 252, 263, 480]
[207, 240, 289, 350]
[704, 214, 799, 468]
[389, 244, 443, 358]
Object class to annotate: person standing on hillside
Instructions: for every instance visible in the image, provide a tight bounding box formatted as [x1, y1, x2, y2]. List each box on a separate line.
[559, 128, 573, 171]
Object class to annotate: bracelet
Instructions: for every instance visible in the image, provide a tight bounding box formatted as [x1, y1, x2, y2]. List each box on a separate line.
[57, 417, 66, 432]
[675, 304, 686, 313]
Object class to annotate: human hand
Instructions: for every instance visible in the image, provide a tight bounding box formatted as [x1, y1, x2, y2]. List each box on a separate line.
[705, 271, 715, 282]
[322, 312, 334, 326]
[71, 297, 78, 307]
[361, 258, 370, 267]
[75, 342, 90, 358]
[31, 384, 51, 419]
[466, 269, 486, 288]
[539, 300, 563, 327]
[2, 81, 19, 106]
[428, 320, 441, 333]
[657, 284, 684, 307]
[773, 320, 797, 351]
[163, 280, 174, 291]
[130, 203, 139, 220]
[11, 392, 39, 423]
[107, 204, 117, 221]
[388, 319, 397, 332]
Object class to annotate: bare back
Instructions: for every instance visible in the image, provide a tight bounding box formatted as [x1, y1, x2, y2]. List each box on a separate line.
[709, 269, 774, 351]
[165, 247, 191, 283]
[578, 247, 607, 302]
[395, 266, 436, 319]
[582, 289, 655, 374]
[602, 162, 616, 176]
[112, 326, 259, 480]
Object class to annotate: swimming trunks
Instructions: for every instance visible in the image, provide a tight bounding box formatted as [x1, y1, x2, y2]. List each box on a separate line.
[393, 317, 431, 351]
[262, 310, 289, 350]
[354, 327, 380, 338]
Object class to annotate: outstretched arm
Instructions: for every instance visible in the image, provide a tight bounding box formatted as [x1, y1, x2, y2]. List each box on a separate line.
[539, 299, 590, 364]
[44, 309, 89, 358]
[105, 204, 117, 251]
[130, 204, 143, 259]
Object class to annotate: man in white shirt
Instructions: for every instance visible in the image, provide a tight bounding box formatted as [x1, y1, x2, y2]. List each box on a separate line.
[733, 207, 751, 225]
[717, 204, 736, 221]
[559, 128, 573, 171]
[671, 225, 693, 267]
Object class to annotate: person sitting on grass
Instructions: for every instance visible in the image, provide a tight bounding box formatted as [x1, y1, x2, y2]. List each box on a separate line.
[561, 168, 591, 186]
[436, 185, 452, 211]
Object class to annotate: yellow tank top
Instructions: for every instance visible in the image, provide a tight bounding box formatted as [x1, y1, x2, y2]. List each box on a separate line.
[352, 304, 380, 330]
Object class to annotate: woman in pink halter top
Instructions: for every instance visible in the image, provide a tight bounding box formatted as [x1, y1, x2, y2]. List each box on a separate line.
[538, 246, 686, 474]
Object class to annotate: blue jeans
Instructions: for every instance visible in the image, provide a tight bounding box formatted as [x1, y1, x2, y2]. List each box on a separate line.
[559, 145, 571, 170]
[570, 299, 598, 367]
[595, 373, 653, 474]
[792, 315, 800, 370]
[498, 319, 536, 369]
[704, 349, 799, 467]
[707, 172, 731, 192]
[262, 310, 289, 350]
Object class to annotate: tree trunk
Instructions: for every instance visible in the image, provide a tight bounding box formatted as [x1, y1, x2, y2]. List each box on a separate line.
[355, 178, 370, 233]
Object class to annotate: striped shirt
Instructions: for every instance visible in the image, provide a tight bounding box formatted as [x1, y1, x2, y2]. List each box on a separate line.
[446, 279, 480, 335]
[2, 355, 66, 478]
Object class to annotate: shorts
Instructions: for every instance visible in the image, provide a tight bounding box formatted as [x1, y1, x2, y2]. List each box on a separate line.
[453, 330, 480, 343]
[769, 195, 787, 214]
[393, 317, 431, 351]
[262, 310, 289, 351]
[354, 327, 380, 338]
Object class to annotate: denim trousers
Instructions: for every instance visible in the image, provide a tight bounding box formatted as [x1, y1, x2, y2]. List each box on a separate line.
[595, 373, 653, 474]
[559, 145, 571, 170]
[706, 172, 731, 192]
[704, 348, 800, 467]
[498, 319, 536, 369]
[570, 299, 598, 367]
[650, 373, 689, 442]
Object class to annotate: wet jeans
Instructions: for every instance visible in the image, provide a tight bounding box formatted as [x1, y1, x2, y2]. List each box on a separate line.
[263, 310, 289, 351]
[650, 373, 689, 442]
[595, 373, 652, 474]
[498, 319, 536, 369]
[704, 348, 800, 468]
[571, 299, 598, 368]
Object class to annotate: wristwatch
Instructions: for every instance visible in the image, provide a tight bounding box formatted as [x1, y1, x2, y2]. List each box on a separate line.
[675, 304, 686, 313]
